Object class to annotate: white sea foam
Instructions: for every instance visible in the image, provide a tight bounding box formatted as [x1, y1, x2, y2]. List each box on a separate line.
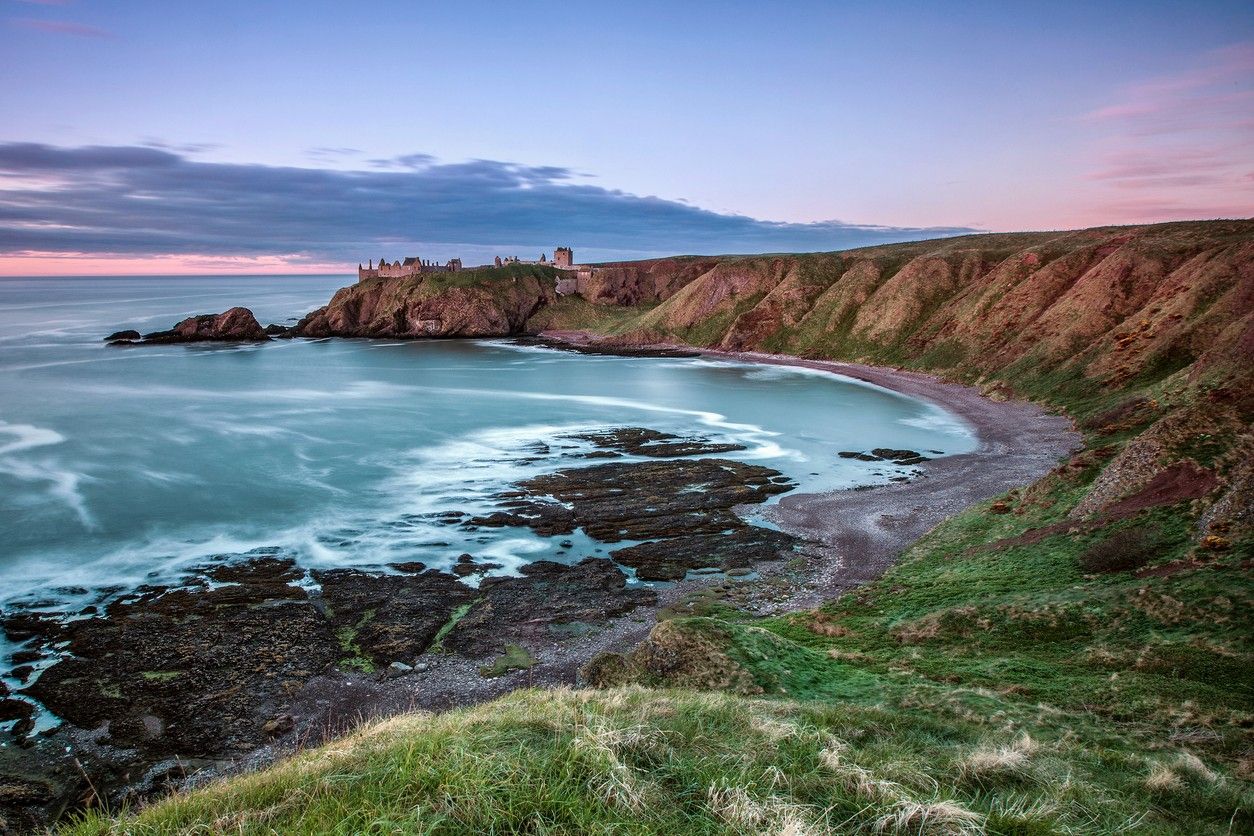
[407, 387, 801, 462]
[134, 467, 198, 485]
[898, 410, 973, 437]
[0, 421, 65, 455]
[191, 417, 330, 443]
[0, 457, 95, 529]
[0, 421, 96, 528]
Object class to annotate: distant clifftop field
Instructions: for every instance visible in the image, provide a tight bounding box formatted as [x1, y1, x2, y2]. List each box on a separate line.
[65, 220, 1254, 835]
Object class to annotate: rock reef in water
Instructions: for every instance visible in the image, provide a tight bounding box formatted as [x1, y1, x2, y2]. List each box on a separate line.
[108, 307, 270, 344]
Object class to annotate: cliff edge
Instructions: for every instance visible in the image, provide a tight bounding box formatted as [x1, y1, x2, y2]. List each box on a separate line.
[293, 264, 557, 338]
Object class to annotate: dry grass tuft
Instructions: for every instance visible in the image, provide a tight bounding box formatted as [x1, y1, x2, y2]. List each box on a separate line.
[960, 733, 1038, 781]
[1144, 762, 1184, 793]
[872, 798, 985, 835]
[573, 720, 665, 812]
[818, 738, 848, 771]
[832, 763, 906, 803]
[753, 715, 804, 743]
[706, 784, 826, 835]
[1174, 751, 1218, 783]
[707, 784, 769, 828]
[807, 615, 853, 638]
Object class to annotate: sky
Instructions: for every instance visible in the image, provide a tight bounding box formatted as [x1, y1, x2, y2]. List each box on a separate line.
[0, 0, 1251, 274]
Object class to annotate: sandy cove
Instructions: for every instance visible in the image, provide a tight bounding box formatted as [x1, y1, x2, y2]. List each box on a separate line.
[539, 330, 1083, 604]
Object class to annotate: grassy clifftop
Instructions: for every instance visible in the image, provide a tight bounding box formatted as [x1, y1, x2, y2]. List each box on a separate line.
[66, 222, 1252, 833]
[294, 264, 560, 338]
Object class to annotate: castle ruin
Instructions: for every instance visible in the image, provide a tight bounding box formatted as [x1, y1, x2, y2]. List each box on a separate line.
[492, 247, 586, 295]
[357, 246, 589, 295]
[358, 256, 463, 282]
[494, 246, 575, 269]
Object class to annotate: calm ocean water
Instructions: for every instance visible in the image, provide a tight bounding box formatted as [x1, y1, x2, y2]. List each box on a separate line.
[0, 275, 974, 635]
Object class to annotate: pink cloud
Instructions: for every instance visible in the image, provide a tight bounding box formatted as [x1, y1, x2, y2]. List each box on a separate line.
[1079, 41, 1254, 224]
[0, 251, 353, 277]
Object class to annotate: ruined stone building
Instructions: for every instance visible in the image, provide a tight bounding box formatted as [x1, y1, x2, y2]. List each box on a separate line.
[491, 247, 586, 295]
[357, 256, 462, 282]
[495, 247, 575, 269]
[355, 246, 588, 296]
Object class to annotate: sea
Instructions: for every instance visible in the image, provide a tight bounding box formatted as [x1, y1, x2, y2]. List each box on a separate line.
[0, 274, 975, 667]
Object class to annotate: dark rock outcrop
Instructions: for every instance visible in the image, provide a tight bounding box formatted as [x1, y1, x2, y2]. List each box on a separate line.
[109, 307, 270, 344]
[103, 329, 140, 342]
[566, 427, 747, 458]
[507, 457, 794, 542]
[465, 435, 802, 581]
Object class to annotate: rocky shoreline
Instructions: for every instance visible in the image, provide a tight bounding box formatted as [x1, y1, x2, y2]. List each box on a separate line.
[1, 329, 1081, 831]
[1, 423, 812, 829]
[539, 331, 1083, 602]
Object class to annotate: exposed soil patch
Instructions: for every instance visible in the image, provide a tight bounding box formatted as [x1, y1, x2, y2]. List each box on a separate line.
[1101, 460, 1218, 519]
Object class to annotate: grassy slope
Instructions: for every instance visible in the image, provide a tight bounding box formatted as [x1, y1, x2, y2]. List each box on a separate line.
[65, 223, 1252, 834]
[60, 687, 1251, 835]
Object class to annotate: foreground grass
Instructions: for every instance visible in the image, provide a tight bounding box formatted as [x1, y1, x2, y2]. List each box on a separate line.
[62, 686, 1250, 834]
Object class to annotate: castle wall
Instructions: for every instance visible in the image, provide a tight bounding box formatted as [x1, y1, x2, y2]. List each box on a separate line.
[359, 258, 462, 282]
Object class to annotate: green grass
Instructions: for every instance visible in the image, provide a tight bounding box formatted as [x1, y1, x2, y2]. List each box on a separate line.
[428, 600, 476, 654]
[478, 644, 536, 678]
[527, 295, 658, 334]
[61, 687, 1251, 834]
[334, 607, 377, 673]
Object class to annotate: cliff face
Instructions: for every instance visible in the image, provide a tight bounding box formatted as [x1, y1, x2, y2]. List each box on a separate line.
[604, 221, 1252, 402]
[574, 257, 723, 306]
[581, 220, 1254, 546]
[294, 265, 557, 338]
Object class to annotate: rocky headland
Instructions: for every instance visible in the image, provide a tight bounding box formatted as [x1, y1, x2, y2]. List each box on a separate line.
[292, 264, 557, 338]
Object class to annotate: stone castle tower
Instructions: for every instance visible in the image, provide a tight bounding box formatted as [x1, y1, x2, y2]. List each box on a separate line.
[554, 247, 573, 268]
